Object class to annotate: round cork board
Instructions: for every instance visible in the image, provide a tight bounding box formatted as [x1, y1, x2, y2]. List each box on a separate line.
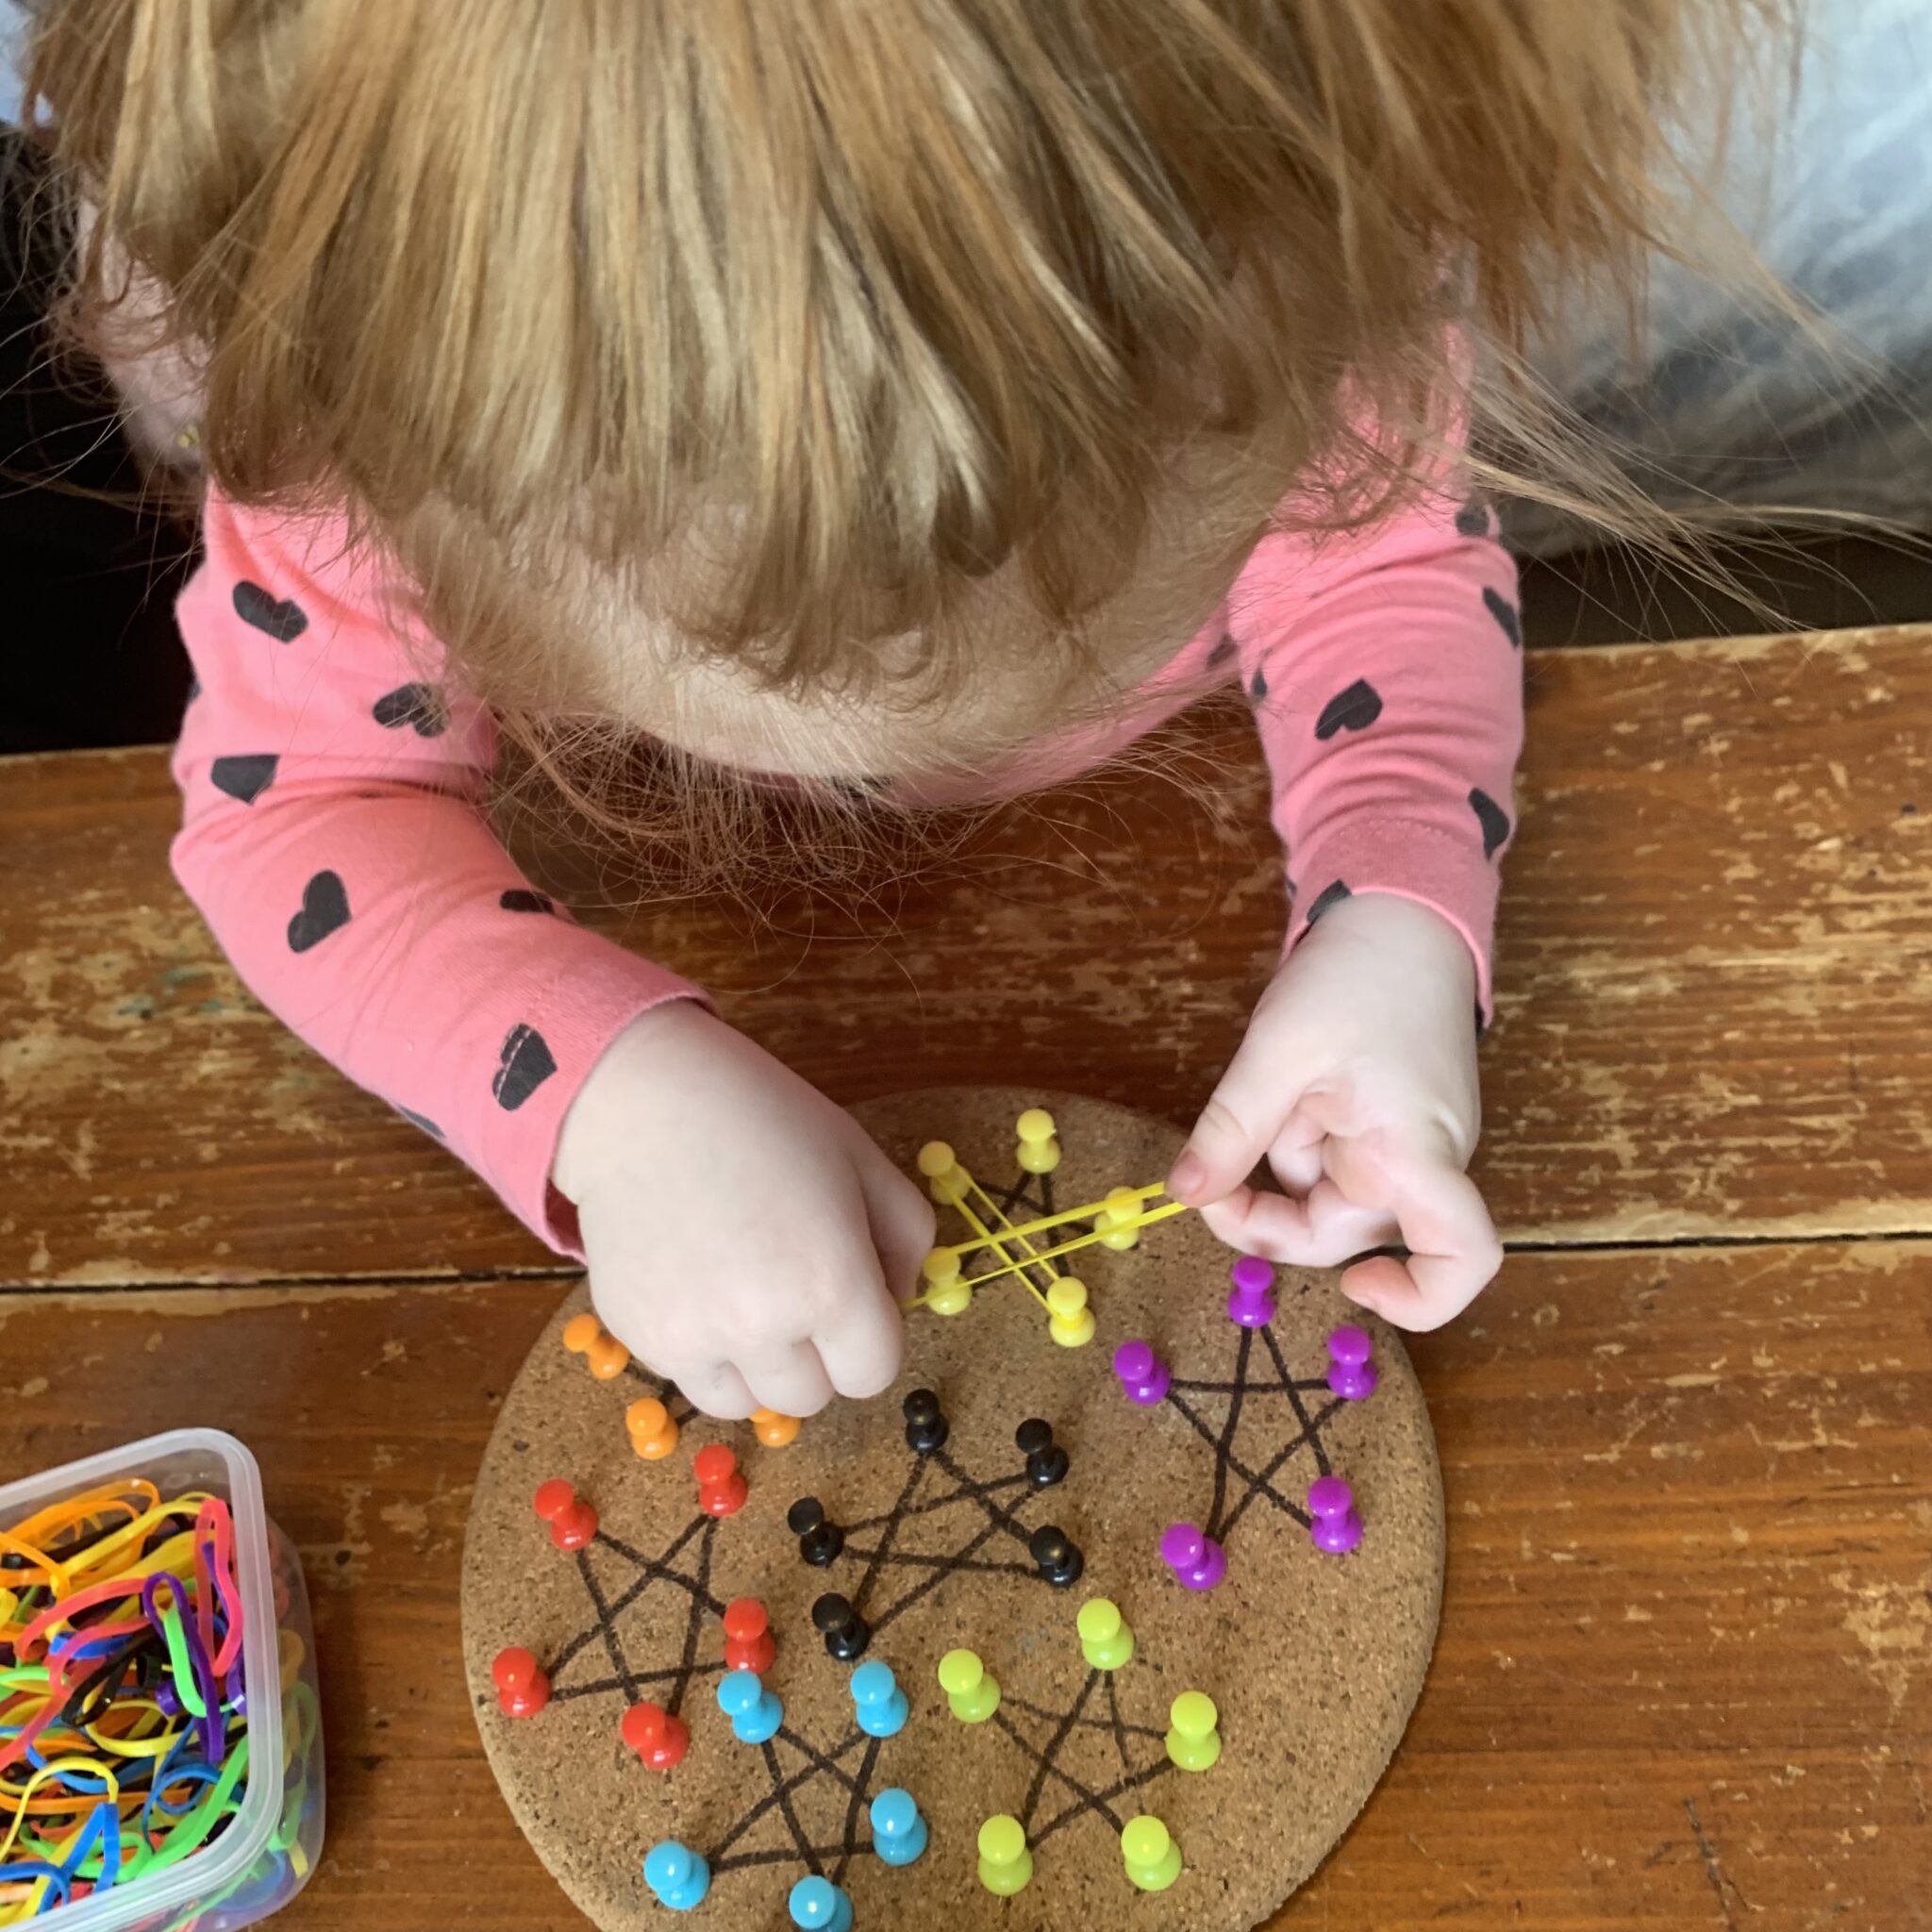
[462, 1089, 1443, 1931]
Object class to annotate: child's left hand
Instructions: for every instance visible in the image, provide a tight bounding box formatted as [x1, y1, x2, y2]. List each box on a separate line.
[1165, 892, 1501, 1330]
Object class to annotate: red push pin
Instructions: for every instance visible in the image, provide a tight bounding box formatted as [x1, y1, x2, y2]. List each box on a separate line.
[533, 1478, 599, 1552]
[723, 1597, 775, 1674]
[693, 1445, 748, 1518]
[492, 1646, 550, 1718]
[621, 1700, 691, 1772]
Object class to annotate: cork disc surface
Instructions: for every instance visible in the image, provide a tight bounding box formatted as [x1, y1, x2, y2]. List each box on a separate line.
[462, 1089, 1444, 1931]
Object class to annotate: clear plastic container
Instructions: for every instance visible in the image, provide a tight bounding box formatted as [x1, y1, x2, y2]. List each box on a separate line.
[0, 1429, 325, 1931]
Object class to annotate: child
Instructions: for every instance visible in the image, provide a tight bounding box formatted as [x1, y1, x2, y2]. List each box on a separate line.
[26, 1, 1769, 1418]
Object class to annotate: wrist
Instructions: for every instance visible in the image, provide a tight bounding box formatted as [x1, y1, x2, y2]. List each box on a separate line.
[552, 998, 718, 1204]
[1294, 890, 1476, 998]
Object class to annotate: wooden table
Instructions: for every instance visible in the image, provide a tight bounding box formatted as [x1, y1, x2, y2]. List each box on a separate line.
[2, 625, 1928, 1930]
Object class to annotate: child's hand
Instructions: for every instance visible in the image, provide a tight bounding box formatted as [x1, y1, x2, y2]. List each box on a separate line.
[553, 1005, 934, 1418]
[1166, 893, 1501, 1330]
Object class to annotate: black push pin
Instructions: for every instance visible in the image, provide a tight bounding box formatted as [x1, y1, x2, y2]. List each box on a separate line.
[1028, 1524, 1084, 1590]
[1015, 1418, 1068, 1489]
[788, 1495, 845, 1569]
[902, 1388, 950, 1457]
[811, 1591, 872, 1662]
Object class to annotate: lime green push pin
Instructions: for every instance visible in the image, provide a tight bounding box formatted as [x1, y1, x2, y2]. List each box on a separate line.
[977, 1815, 1032, 1895]
[1165, 1690, 1221, 1772]
[1076, 1597, 1136, 1672]
[938, 1648, 1000, 1724]
[1122, 1815, 1182, 1892]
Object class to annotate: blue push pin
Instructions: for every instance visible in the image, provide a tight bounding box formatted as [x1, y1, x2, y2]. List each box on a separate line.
[717, 1669, 783, 1744]
[643, 1840, 710, 1911]
[850, 1659, 908, 1739]
[870, 1788, 927, 1867]
[789, 1874, 854, 1931]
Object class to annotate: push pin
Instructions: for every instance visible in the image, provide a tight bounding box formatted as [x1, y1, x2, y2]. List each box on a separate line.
[870, 1788, 927, 1867]
[1326, 1324, 1377, 1401]
[921, 1246, 973, 1318]
[850, 1659, 908, 1738]
[1160, 1521, 1226, 1591]
[717, 1669, 783, 1744]
[533, 1479, 598, 1552]
[1093, 1186, 1144, 1251]
[752, 1407, 802, 1447]
[916, 1141, 971, 1206]
[1029, 1524, 1084, 1589]
[695, 1444, 748, 1518]
[626, 1397, 679, 1461]
[1015, 1107, 1061, 1174]
[562, 1310, 630, 1380]
[1165, 1690, 1222, 1772]
[1015, 1418, 1068, 1489]
[1122, 1815, 1183, 1893]
[903, 1388, 950, 1457]
[788, 1496, 844, 1568]
[938, 1648, 1000, 1724]
[1045, 1275, 1095, 1348]
[1307, 1475, 1363, 1555]
[812, 1591, 872, 1662]
[976, 1815, 1032, 1896]
[622, 1700, 690, 1772]
[643, 1841, 709, 1912]
[1076, 1597, 1135, 1672]
[1226, 1255, 1275, 1328]
[723, 1598, 775, 1674]
[1112, 1339, 1171, 1407]
[491, 1646, 550, 1718]
[789, 1874, 854, 1932]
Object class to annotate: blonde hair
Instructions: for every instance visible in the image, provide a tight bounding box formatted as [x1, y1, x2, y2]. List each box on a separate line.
[30, 1, 1793, 708]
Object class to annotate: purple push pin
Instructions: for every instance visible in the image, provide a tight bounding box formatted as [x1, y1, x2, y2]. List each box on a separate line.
[1326, 1324, 1377, 1401]
[1307, 1475, 1362, 1555]
[1112, 1339, 1171, 1407]
[1226, 1256, 1275, 1329]
[1160, 1521, 1227, 1591]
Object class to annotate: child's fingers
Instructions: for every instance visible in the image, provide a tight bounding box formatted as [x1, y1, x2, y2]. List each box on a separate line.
[672, 1358, 758, 1420]
[1169, 1030, 1299, 1208]
[740, 1341, 838, 1419]
[812, 1287, 907, 1402]
[858, 1144, 940, 1304]
[1339, 1159, 1501, 1331]
[1202, 1177, 1397, 1267]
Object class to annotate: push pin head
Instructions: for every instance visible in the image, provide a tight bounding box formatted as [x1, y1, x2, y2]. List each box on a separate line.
[1015, 1418, 1069, 1489]
[491, 1646, 550, 1718]
[1015, 1108, 1061, 1174]
[533, 1479, 598, 1551]
[1028, 1524, 1084, 1589]
[811, 1591, 872, 1662]
[902, 1388, 950, 1456]
[789, 1496, 845, 1567]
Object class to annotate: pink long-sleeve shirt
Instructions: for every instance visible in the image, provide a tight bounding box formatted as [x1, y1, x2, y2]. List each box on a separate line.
[172, 480, 1522, 1253]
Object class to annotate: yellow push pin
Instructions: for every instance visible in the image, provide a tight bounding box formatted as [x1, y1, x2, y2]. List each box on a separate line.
[1165, 1691, 1222, 1772]
[1093, 1186, 1144, 1252]
[751, 1407, 801, 1448]
[1045, 1276, 1095, 1348]
[922, 1246, 973, 1318]
[917, 1141, 972, 1207]
[626, 1397, 679, 1461]
[1014, 1108, 1061, 1174]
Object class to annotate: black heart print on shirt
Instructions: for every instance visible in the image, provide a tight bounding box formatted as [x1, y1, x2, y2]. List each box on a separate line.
[287, 871, 351, 952]
[233, 581, 309, 642]
[209, 754, 278, 805]
[1314, 678, 1383, 740]
[492, 1024, 557, 1111]
[1470, 787, 1512, 858]
[373, 683, 448, 738]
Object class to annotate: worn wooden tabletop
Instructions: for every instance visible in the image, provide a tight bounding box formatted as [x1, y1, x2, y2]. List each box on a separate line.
[2, 625, 1928, 1930]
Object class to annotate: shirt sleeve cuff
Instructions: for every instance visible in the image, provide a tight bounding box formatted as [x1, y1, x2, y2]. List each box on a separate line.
[1284, 817, 1502, 1023]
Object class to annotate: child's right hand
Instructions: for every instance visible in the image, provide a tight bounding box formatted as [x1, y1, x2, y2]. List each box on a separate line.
[552, 1005, 933, 1419]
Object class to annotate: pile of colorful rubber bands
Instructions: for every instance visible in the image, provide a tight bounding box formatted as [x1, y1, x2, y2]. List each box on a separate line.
[0, 1479, 303, 1924]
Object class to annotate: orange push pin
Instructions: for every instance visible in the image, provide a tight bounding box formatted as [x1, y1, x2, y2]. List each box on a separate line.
[533, 1478, 599, 1552]
[751, 1407, 801, 1448]
[562, 1312, 602, 1357]
[492, 1646, 551, 1718]
[693, 1444, 748, 1518]
[723, 1597, 775, 1674]
[562, 1312, 631, 1380]
[627, 1397, 680, 1461]
[622, 1700, 690, 1772]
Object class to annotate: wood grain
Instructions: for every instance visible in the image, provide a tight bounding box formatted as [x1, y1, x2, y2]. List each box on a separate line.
[2, 624, 1930, 1289]
[0, 1241, 1923, 1930]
